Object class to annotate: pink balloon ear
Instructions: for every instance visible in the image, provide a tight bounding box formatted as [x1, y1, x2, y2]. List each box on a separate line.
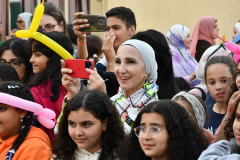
[227, 42, 240, 55]
[38, 115, 55, 129]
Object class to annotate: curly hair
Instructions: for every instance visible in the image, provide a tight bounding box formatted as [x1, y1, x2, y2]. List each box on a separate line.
[52, 90, 126, 160]
[118, 100, 208, 160]
[224, 99, 240, 139]
[106, 6, 136, 30]
[29, 31, 73, 102]
[0, 81, 34, 160]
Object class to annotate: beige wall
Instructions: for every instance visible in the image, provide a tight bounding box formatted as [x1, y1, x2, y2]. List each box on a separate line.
[91, 0, 240, 44]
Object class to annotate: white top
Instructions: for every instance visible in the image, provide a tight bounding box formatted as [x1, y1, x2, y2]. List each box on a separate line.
[51, 148, 102, 160]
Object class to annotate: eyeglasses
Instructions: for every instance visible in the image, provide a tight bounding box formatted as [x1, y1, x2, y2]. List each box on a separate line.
[16, 20, 24, 24]
[134, 126, 166, 138]
[0, 59, 23, 69]
[39, 24, 58, 32]
[207, 43, 227, 61]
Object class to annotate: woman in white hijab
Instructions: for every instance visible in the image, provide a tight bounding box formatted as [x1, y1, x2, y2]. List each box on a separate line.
[17, 12, 32, 30]
[233, 21, 240, 39]
[166, 24, 198, 87]
[60, 39, 159, 133]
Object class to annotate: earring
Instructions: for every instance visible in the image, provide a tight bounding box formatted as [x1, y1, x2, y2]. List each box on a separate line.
[144, 76, 148, 81]
[20, 118, 23, 122]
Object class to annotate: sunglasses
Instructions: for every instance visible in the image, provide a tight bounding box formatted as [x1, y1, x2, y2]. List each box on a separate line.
[207, 43, 227, 61]
[16, 20, 24, 24]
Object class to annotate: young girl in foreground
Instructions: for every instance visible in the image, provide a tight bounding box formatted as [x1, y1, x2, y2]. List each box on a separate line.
[118, 100, 208, 160]
[199, 99, 240, 159]
[29, 31, 73, 139]
[203, 56, 236, 135]
[0, 81, 52, 160]
[52, 90, 125, 160]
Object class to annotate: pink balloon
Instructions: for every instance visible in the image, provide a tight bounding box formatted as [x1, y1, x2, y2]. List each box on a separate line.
[226, 42, 240, 64]
[0, 92, 56, 129]
[38, 115, 55, 129]
[41, 108, 56, 119]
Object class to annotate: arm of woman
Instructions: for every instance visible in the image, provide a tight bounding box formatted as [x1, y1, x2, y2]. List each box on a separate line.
[73, 12, 91, 59]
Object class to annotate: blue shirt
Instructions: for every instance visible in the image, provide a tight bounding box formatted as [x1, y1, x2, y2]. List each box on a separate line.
[204, 103, 225, 135]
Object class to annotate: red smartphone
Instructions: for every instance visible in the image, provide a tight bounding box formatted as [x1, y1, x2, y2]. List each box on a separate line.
[66, 59, 94, 79]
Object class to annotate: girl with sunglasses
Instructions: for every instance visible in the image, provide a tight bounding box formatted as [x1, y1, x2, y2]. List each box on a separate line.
[118, 100, 208, 160]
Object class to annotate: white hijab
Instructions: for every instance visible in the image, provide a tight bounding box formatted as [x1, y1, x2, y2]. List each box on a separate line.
[235, 22, 240, 32]
[18, 12, 32, 30]
[118, 39, 158, 82]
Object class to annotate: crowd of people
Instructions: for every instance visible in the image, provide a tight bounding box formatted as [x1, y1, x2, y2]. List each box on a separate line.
[1, 2, 240, 160]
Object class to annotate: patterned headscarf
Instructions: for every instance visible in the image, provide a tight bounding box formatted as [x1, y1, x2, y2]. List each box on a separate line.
[166, 24, 198, 77]
[172, 91, 206, 128]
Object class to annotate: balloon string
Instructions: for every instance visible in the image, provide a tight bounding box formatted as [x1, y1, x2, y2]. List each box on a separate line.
[213, 33, 227, 43]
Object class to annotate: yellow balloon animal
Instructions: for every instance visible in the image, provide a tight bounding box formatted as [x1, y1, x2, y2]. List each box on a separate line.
[11, 0, 73, 61]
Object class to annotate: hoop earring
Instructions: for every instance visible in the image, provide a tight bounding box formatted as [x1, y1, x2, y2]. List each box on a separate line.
[20, 118, 23, 122]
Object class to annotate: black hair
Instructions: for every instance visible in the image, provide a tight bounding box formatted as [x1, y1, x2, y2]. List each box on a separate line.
[131, 29, 177, 99]
[204, 56, 236, 82]
[42, 2, 68, 36]
[0, 39, 33, 84]
[86, 34, 103, 65]
[0, 63, 19, 82]
[0, 81, 34, 160]
[174, 77, 191, 91]
[67, 24, 78, 46]
[52, 90, 126, 160]
[118, 100, 208, 160]
[106, 6, 136, 30]
[29, 31, 73, 102]
[224, 99, 240, 140]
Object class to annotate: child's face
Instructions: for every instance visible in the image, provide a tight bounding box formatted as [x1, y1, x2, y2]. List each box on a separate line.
[30, 46, 49, 74]
[0, 104, 26, 140]
[206, 64, 232, 103]
[138, 113, 169, 160]
[106, 17, 135, 51]
[233, 103, 240, 146]
[236, 63, 240, 91]
[68, 108, 107, 154]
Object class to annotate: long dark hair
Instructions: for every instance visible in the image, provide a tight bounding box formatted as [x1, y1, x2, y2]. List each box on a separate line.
[0, 39, 33, 84]
[29, 31, 73, 102]
[118, 100, 208, 160]
[131, 29, 177, 99]
[0, 81, 34, 160]
[0, 63, 20, 82]
[52, 90, 126, 160]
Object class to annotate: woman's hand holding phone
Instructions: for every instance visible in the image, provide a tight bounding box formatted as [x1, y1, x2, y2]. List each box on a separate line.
[86, 68, 107, 94]
[61, 60, 81, 100]
[72, 12, 91, 43]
